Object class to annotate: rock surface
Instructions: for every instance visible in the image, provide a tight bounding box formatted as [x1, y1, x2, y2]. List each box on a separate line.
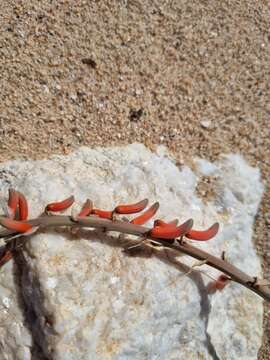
[0, 144, 264, 360]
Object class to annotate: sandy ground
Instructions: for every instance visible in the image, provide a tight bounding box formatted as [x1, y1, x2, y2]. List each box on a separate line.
[0, 1, 269, 358]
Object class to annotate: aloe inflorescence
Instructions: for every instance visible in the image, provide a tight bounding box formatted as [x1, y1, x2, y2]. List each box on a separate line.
[0, 188, 269, 301]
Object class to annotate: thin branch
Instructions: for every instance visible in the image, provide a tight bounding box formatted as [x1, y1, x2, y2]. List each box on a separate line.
[0, 215, 269, 302]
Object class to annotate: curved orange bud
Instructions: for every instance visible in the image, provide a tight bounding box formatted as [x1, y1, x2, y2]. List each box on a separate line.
[78, 199, 93, 217]
[209, 274, 230, 291]
[114, 199, 148, 215]
[131, 202, 159, 225]
[91, 209, 113, 219]
[0, 217, 32, 233]
[0, 249, 13, 268]
[17, 191, 29, 220]
[46, 195, 75, 213]
[149, 218, 193, 240]
[8, 188, 19, 218]
[185, 223, 219, 241]
[154, 219, 178, 227]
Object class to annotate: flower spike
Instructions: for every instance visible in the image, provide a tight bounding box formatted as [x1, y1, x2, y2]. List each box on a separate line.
[0, 190, 269, 301]
[0, 217, 32, 233]
[131, 202, 159, 225]
[185, 223, 219, 241]
[149, 218, 193, 240]
[46, 195, 75, 213]
[114, 199, 148, 215]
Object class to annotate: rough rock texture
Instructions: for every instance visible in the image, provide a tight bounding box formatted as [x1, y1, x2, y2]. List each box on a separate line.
[0, 144, 264, 359]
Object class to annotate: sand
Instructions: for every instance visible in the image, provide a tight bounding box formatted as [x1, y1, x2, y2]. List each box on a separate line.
[0, 1, 269, 358]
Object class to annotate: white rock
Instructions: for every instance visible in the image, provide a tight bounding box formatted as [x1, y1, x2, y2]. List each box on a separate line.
[0, 144, 264, 359]
[200, 120, 212, 129]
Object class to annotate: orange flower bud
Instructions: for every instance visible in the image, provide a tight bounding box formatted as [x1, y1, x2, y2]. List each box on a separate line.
[46, 196, 75, 213]
[78, 199, 93, 217]
[114, 199, 148, 215]
[153, 219, 178, 227]
[17, 191, 29, 220]
[0, 249, 13, 268]
[131, 202, 159, 225]
[91, 209, 113, 219]
[149, 218, 193, 240]
[209, 274, 231, 291]
[185, 223, 219, 241]
[0, 217, 32, 233]
[7, 188, 19, 219]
